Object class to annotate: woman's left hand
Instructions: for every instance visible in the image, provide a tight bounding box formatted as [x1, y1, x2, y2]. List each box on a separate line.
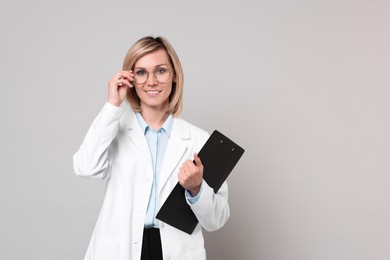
[178, 153, 203, 196]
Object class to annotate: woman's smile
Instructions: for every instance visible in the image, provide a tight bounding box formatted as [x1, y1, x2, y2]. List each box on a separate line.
[145, 90, 162, 97]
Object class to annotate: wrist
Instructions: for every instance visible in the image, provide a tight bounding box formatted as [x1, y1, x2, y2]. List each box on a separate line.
[189, 185, 201, 196]
[108, 100, 121, 107]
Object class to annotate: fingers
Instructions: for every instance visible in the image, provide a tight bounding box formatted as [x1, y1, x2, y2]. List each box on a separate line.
[180, 154, 203, 175]
[118, 71, 134, 88]
[110, 70, 134, 88]
[182, 160, 197, 175]
[179, 158, 203, 180]
[119, 70, 134, 83]
[107, 70, 135, 107]
[178, 158, 203, 195]
[193, 153, 203, 168]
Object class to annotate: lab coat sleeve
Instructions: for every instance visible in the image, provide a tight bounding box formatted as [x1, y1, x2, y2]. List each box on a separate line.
[73, 102, 123, 180]
[188, 180, 230, 232]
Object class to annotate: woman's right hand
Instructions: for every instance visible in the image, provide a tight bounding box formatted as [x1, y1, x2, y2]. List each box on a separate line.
[108, 70, 134, 107]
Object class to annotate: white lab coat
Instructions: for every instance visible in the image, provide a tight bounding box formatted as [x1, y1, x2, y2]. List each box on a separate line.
[73, 101, 230, 260]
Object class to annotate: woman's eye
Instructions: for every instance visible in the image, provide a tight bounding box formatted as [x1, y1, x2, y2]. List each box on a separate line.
[136, 70, 147, 76]
[155, 68, 167, 74]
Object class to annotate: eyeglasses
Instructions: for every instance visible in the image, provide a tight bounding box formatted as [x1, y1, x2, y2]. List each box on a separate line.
[133, 67, 172, 84]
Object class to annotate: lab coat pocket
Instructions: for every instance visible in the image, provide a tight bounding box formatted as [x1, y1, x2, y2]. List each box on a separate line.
[93, 237, 120, 260]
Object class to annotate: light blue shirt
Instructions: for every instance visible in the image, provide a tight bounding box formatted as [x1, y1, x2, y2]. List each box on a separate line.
[136, 113, 202, 228]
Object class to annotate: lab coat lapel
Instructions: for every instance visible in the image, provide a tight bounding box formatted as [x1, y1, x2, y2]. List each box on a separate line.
[159, 118, 190, 193]
[120, 105, 152, 167]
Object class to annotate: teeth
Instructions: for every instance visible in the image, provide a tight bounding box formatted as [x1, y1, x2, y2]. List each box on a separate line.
[146, 90, 160, 97]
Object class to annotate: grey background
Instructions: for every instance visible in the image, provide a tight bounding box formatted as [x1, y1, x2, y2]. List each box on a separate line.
[1, 0, 389, 259]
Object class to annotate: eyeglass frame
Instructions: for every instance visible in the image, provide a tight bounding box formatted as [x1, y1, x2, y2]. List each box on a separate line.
[132, 66, 173, 84]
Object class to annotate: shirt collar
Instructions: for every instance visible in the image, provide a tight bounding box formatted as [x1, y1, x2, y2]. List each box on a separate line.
[135, 112, 174, 137]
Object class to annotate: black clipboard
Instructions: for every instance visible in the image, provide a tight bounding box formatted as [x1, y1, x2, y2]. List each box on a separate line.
[156, 130, 245, 234]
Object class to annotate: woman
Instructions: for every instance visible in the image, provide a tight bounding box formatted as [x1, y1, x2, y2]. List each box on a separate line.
[73, 36, 230, 260]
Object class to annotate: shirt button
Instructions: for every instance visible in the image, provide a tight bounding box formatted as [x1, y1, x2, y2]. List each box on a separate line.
[160, 223, 165, 228]
[165, 255, 171, 260]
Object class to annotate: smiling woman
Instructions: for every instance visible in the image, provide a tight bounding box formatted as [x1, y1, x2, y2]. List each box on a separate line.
[131, 49, 175, 118]
[72, 36, 230, 260]
[123, 37, 184, 118]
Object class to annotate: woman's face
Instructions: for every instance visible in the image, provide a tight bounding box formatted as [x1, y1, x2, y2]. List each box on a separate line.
[133, 49, 175, 113]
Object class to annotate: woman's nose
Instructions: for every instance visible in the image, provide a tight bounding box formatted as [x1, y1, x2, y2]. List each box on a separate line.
[146, 72, 158, 86]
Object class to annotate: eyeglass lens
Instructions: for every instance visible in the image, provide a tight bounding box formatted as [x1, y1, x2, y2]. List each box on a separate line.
[134, 68, 171, 84]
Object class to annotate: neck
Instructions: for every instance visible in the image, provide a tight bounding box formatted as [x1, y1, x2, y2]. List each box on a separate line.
[140, 106, 170, 131]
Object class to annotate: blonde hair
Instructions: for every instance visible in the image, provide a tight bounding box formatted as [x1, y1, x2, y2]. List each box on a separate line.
[122, 36, 184, 117]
